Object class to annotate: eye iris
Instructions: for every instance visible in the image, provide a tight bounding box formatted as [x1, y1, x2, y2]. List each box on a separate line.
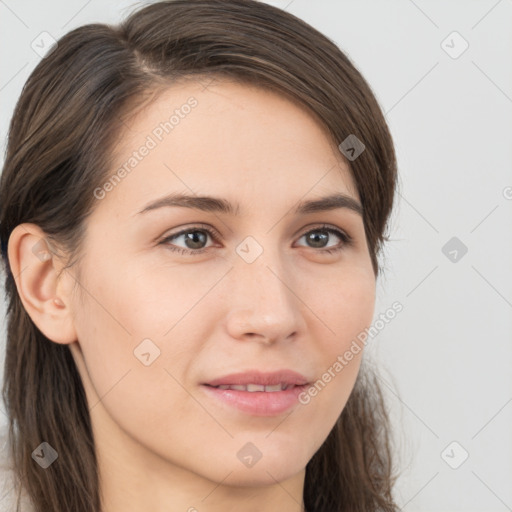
[307, 230, 328, 248]
[184, 231, 207, 249]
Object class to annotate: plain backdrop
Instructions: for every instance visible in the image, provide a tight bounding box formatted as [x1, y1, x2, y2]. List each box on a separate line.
[1, 1, 511, 511]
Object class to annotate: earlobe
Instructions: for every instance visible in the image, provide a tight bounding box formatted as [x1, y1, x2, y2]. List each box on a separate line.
[7, 223, 78, 345]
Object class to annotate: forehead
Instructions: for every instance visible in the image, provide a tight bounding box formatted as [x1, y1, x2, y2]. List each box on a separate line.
[98, 78, 359, 215]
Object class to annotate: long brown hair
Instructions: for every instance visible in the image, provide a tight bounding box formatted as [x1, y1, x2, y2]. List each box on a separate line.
[0, 1, 399, 510]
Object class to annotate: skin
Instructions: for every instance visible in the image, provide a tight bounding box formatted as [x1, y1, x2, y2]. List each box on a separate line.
[8, 78, 376, 512]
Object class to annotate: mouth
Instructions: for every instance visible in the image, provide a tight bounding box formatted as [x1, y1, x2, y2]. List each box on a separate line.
[203, 369, 309, 388]
[201, 370, 311, 416]
[205, 383, 299, 392]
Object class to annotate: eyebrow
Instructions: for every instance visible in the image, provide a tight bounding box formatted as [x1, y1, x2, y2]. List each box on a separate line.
[137, 192, 363, 217]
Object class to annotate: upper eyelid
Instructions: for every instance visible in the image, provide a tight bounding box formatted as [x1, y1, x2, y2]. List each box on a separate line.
[163, 223, 222, 242]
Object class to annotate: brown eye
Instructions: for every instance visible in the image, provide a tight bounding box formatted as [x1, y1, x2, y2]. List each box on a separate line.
[296, 225, 352, 253]
[160, 225, 219, 255]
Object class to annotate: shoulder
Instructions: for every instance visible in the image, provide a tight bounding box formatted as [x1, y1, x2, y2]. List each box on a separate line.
[0, 424, 36, 512]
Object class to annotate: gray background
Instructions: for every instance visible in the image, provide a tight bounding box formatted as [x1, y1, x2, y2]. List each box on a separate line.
[1, 1, 511, 510]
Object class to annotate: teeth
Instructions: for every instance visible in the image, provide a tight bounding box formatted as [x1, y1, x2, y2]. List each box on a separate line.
[264, 384, 283, 392]
[247, 384, 265, 392]
[214, 383, 291, 392]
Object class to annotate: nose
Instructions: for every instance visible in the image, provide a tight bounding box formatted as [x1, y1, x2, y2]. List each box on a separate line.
[224, 251, 303, 345]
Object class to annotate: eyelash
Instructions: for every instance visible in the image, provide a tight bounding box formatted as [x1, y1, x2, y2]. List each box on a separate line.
[159, 223, 353, 256]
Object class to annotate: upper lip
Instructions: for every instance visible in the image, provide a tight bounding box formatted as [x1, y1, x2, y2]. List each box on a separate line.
[204, 370, 310, 387]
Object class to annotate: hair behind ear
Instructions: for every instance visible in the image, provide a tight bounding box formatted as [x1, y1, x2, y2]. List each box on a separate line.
[2, 298, 99, 511]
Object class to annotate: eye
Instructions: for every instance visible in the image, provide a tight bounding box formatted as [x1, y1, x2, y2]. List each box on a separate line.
[295, 224, 352, 254]
[160, 224, 219, 255]
[159, 223, 352, 256]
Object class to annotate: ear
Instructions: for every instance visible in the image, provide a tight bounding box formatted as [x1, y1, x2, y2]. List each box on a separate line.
[7, 223, 78, 344]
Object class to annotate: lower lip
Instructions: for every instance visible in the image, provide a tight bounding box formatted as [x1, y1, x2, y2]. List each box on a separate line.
[201, 384, 309, 416]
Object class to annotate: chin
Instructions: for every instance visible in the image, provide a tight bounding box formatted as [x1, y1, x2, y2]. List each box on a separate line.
[222, 463, 306, 488]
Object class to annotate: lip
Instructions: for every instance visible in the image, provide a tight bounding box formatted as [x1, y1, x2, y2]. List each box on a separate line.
[201, 369, 311, 417]
[204, 369, 309, 387]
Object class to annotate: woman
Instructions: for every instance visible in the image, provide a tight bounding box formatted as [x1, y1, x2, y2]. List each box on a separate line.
[0, 1, 399, 510]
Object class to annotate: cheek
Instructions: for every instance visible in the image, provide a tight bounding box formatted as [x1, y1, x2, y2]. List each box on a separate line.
[70, 254, 230, 402]
[308, 262, 376, 349]
[74, 252, 221, 345]
[70, 258, 208, 451]
[300, 265, 375, 417]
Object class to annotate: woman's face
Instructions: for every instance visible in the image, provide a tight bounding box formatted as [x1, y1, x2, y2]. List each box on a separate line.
[66, 79, 376, 491]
